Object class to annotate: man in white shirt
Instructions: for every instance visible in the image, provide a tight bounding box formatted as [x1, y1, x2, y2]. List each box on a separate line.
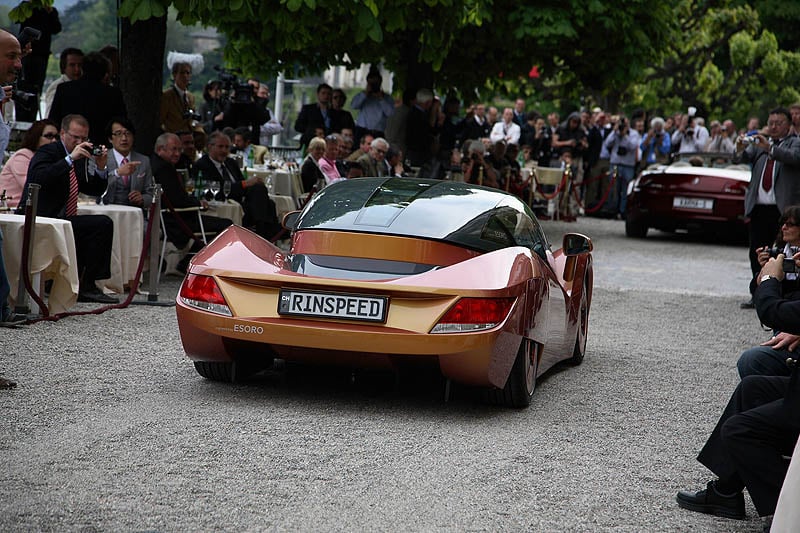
[490, 108, 521, 145]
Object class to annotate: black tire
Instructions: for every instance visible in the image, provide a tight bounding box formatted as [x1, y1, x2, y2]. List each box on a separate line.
[484, 338, 537, 408]
[194, 361, 234, 382]
[569, 275, 591, 365]
[625, 214, 648, 238]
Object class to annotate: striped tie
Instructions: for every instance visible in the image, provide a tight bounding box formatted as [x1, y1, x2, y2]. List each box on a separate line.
[121, 157, 129, 187]
[66, 165, 79, 217]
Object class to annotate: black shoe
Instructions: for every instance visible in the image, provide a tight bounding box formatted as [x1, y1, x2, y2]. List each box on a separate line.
[78, 287, 119, 304]
[676, 481, 746, 519]
[0, 375, 16, 389]
[0, 312, 27, 327]
[740, 299, 755, 309]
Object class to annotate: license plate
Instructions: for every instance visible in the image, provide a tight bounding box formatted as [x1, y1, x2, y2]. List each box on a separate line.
[278, 289, 388, 323]
[673, 196, 714, 211]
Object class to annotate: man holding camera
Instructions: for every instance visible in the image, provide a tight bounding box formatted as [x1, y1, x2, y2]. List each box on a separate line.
[671, 113, 709, 154]
[639, 117, 671, 165]
[737, 107, 800, 308]
[351, 67, 394, 145]
[160, 61, 199, 135]
[16, 114, 117, 304]
[677, 253, 800, 527]
[602, 116, 640, 218]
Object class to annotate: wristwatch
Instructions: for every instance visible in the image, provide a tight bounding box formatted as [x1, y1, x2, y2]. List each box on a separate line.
[761, 274, 776, 283]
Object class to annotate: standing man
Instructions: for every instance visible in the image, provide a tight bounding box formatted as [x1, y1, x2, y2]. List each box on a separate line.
[405, 88, 437, 168]
[350, 67, 394, 144]
[101, 116, 154, 209]
[16, 114, 117, 304]
[738, 107, 800, 309]
[512, 98, 526, 127]
[0, 29, 27, 342]
[193, 132, 279, 241]
[43, 47, 82, 117]
[490, 108, 521, 146]
[17, 2, 61, 121]
[294, 83, 339, 149]
[160, 61, 198, 134]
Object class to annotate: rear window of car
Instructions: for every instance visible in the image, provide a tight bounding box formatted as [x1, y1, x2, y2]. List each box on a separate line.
[287, 254, 438, 281]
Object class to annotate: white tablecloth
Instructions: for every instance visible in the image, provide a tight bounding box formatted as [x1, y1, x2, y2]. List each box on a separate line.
[207, 200, 243, 226]
[271, 194, 296, 220]
[77, 204, 143, 294]
[0, 213, 78, 314]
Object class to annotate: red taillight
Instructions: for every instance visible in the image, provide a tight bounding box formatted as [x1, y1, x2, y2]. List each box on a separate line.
[431, 297, 515, 333]
[179, 274, 232, 316]
[723, 182, 747, 195]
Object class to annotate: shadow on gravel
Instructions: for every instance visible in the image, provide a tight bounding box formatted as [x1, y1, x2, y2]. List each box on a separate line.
[186, 359, 580, 417]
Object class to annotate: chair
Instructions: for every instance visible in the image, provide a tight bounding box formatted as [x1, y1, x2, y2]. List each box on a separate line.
[531, 167, 565, 220]
[158, 206, 218, 282]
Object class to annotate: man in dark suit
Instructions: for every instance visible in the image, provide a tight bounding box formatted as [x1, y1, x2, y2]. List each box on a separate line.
[101, 117, 153, 209]
[16, 114, 116, 303]
[294, 83, 341, 148]
[48, 52, 127, 147]
[739, 107, 800, 308]
[676, 254, 800, 525]
[193, 132, 280, 241]
[151, 133, 232, 273]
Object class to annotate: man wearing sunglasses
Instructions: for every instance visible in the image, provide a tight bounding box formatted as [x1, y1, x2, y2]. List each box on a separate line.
[17, 114, 117, 304]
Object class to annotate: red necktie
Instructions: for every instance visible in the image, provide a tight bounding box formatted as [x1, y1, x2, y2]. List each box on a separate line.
[66, 165, 78, 217]
[121, 157, 129, 187]
[762, 157, 775, 192]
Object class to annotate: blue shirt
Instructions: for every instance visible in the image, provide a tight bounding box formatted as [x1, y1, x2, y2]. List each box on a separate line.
[0, 87, 10, 156]
[351, 91, 395, 132]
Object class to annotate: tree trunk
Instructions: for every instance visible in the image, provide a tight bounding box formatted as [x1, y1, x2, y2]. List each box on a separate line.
[400, 31, 434, 94]
[120, 15, 167, 156]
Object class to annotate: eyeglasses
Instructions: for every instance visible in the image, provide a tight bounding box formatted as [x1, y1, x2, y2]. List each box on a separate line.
[782, 220, 799, 227]
[374, 148, 387, 154]
[41, 133, 58, 139]
[111, 130, 131, 138]
[64, 131, 88, 143]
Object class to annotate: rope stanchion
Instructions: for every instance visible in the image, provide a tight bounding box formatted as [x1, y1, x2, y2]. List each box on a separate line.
[572, 168, 618, 214]
[532, 170, 568, 200]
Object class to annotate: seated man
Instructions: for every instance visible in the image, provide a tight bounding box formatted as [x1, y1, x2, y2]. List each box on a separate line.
[151, 133, 233, 273]
[677, 254, 800, 526]
[193, 132, 280, 241]
[357, 137, 390, 177]
[16, 114, 117, 304]
[101, 116, 154, 209]
[232, 126, 268, 168]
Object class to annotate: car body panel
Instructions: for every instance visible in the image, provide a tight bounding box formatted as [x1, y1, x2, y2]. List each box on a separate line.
[176, 178, 592, 392]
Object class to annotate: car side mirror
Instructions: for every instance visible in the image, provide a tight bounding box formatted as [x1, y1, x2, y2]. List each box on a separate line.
[563, 233, 593, 256]
[282, 210, 301, 231]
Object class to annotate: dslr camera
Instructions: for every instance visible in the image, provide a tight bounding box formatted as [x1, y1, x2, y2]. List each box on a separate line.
[91, 145, 105, 156]
[768, 246, 797, 274]
[183, 109, 202, 121]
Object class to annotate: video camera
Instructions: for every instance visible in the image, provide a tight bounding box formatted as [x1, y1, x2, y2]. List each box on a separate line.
[214, 65, 254, 105]
[18, 27, 41, 48]
[11, 81, 37, 110]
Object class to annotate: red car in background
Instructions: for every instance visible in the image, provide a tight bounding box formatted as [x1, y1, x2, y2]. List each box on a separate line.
[625, 152, 750, 240]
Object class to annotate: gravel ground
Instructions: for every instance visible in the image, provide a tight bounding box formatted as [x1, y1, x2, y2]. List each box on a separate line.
[0, 218, 772, 532]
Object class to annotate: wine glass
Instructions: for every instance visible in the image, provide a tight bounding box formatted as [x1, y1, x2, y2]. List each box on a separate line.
[184, 175, 195, 195]
[209, 180, 220, 202]
[222, 181, 232, 201]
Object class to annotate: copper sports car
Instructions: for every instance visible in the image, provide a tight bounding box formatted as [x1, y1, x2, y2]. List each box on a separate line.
[625, 152, 750, 239]
[176, 178, 593, 407]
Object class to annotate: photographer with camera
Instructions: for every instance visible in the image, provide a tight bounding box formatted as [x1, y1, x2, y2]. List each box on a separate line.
[16, 3, 61, 121]
[160, 59, 202, 135]
[15, 114, 116, 304]
[602, 115, 641, 219]
[351, 67, 394, 145]
[639, 116, 671, 166]
[671, 110, 709, 154]
[736, 107, 800, 309]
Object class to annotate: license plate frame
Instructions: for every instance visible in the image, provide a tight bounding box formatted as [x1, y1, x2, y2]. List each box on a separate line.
[672, 196, 714, 211]
[278, 289, 389, 323]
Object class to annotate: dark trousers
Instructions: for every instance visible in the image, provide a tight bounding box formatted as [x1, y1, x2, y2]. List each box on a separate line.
[69, 214, 113, 287]
[697, 375, 800, 516]
[748, 204, 782, 289]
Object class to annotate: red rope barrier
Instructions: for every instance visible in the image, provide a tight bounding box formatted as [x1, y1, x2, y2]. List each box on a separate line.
[533, 171, 568, 200]
[572, 168, 618, 214]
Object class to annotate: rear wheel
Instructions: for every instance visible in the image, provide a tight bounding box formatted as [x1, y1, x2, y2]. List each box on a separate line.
[625, 214, 648, 238]
[485, 338, 537, 408]
[569, 275, 591, 365]
[194, 361, 234, 382]
[193, 357, 272, 383]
